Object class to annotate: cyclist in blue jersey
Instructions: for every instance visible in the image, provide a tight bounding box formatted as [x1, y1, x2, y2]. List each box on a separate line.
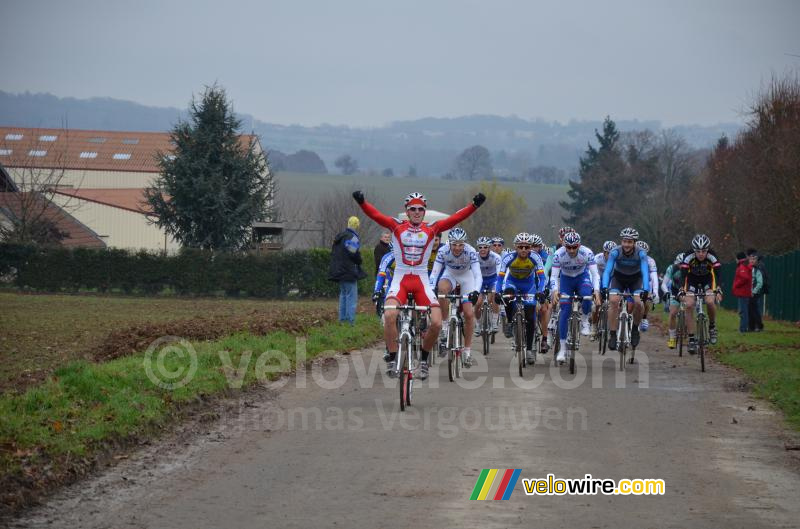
[530, 234, 553, 354]
[494, 232, 548, 364]
[635, 240, 660, 332]
[372, 244, 396, 313]
[601, 227, 650, 350]
[474, 236, 502, 335]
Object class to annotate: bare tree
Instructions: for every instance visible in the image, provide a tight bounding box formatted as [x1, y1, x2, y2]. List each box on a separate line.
[315, 186, 386, 249]
[0, 128, 85, 245]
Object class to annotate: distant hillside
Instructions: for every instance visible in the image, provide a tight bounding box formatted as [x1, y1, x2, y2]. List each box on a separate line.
[0, 91, 742, 176]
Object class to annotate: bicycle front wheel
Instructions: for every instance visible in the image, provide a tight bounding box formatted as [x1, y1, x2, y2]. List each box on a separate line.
[698, 314, 707, 372]
[515, 313, 525, 376]
[398, 336, 409, 411]
[618, 317, 627, 371]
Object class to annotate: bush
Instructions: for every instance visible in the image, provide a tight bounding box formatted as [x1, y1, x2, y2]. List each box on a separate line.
[0, 244, 376, 299]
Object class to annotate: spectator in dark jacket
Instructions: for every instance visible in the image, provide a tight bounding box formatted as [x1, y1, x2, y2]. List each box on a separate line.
[732, 252, 752, 333]
[374, 231, 391, 271]
[329, 216, 367, 324]
[747, 249, 765, 332]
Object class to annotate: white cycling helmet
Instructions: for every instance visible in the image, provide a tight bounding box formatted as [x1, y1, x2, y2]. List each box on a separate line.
[530, 233, 544, 246]
[636, 240, 650, 253]
[404, 192, 427, 208]
[448, 227, 467, 242]
[674, 252, 686, 265]
[476, 236, 492, 247]
[691, 233, 711, 251]
[620, 227, 639, 240]
[513, 232, 535, 245]
[563, 231, 581, 246]
[603, 240, 618, 252]
[491, 236, 505, 245]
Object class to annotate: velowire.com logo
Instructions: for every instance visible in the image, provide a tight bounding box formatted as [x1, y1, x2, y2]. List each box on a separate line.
[469, 469, 522, 501]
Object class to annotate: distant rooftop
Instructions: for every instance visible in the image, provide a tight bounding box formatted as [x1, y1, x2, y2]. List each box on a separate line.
[0, 127, 259, 173]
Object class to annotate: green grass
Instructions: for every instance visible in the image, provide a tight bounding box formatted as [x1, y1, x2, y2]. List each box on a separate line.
[0, 315, 381, 478]
[0, 292, 334, 392]
[276, 171, 568, 211]
[713, 310, 800, 429]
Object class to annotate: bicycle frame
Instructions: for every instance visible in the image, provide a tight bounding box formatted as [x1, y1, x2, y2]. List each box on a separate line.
[614, 294, 633, 371]
[439, 293, 465, 381]
[502, 293, 536, 376]
[384, 299, 430, 411]
[684, 290, 709, 372]
[560, 294, 593, 374]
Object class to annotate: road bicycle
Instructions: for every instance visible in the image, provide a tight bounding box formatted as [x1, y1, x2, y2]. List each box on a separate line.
[675, 296, 688, 357]
[439, 293, 466, 382]
[548, 305, 560, 363]
[596, 299, 609, 356]
[561, 294, 594, 375]
[501, 293, 539, 377]
[385, 293, 430, 411]
[682, 289, 712, 372]
[613, 293, 635, 371]
[477, 286, 496, 356]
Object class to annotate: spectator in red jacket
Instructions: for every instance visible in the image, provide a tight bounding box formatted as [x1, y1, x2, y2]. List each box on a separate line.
[731, 252, 753, 333]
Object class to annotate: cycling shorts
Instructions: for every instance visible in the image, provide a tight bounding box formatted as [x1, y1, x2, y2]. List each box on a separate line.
[438, 269, 480, 296]
[609, 273, 645, 295]
[387, 269, 439, 307]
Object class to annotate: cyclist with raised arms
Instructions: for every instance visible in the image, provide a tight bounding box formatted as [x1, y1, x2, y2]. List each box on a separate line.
[430, 227, 483, 367]
[353, 190, 485, 380]
[474, 236, 502, 335]
[494, 233, 548, 365]
[601, 227, 650, 350]
[550, 231, 600, 363]
[635, 240, 660, 332]
[676, 234, 722, 352]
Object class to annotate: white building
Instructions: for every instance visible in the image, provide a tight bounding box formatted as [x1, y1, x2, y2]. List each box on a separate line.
[0, 127, 271, 251]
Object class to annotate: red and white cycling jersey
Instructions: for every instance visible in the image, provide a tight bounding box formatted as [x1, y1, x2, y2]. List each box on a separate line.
[358, 200, 478, 305]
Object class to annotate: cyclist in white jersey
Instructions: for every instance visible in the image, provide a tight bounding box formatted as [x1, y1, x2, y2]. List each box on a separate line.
[474, 236, 501, 334]
[430, 227, 483, 367]
[636, 241, 660, 332]
[550, 231, 601, 363]
[491, 236, 512, 258]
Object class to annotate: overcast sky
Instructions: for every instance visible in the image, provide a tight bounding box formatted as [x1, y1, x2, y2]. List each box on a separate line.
[1, 0, 798, 127]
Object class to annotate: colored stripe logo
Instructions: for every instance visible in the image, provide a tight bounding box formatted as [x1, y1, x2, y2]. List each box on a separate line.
[470, 469, 522, 500]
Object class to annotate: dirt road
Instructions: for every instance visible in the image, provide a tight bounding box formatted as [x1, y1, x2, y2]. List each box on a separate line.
[12, 331, 800, 528]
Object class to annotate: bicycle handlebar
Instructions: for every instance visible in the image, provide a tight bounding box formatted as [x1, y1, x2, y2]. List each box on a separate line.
[383, 305, 431, 311]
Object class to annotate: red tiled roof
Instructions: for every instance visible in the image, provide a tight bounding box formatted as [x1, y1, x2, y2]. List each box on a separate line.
[52, 188, 158, 215]
[0, 192, 106, 248]
[0, 127, 259, 173]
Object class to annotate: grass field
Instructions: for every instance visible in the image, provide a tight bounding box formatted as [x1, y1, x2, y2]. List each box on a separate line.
[712, 310, 800, 430]
[0, 293, 336, 393]
[0, 292, 383, 512]
[275, 171, 568, 212]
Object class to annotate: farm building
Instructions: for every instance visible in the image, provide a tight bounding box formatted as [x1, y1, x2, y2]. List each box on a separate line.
[0, 127, 274, 251]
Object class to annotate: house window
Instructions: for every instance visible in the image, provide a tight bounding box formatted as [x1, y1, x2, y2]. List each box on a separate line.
[79, 152, 98, 159]
[121, 138, 140, 144]
[28, 150, 47, 157]
[88, 137, 106, 143]
[112, 153, 131, 160]
[5, 133, 23, 141]
[39, 135, 58, 142]
[0, 149, 11, 156]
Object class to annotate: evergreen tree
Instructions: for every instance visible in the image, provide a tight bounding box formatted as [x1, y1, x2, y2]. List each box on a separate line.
[559, 116, 622, 241]
[145, 85, 274, 250]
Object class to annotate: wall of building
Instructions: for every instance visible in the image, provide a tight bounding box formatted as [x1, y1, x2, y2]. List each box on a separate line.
[49, 194, 179, 252]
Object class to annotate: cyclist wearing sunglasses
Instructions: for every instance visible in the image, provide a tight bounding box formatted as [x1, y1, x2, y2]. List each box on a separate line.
[494, 232, 548, 364]
[475, 236, 502, 334]
[353, 190, 485, 379]
[529, 234, 553, 354]
[600, 227, 651, 350]
[430, 227, 483, 367]
[550, 231, 601, 363]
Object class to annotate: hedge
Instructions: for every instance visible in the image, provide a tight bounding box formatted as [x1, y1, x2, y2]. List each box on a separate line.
[0, 244, 377, 298]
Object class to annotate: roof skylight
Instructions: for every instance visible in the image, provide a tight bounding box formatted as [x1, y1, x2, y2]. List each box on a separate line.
[5, 133, 23, 141]
[28, 150, 47, 157]
[112, 153, 131, 160]
[79, 152, 98, 159]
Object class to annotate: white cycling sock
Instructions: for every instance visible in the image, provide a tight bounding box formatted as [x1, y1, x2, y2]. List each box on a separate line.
[669, 329, 676, 338]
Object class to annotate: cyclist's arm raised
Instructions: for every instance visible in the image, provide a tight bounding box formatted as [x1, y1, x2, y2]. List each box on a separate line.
[353, 192, 398, 229]
[430, 193, 485, 233]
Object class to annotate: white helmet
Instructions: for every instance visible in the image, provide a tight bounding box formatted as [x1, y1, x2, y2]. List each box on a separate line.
[674, 252, 686, 265]
[636, 240, 650, 253]
[563, 231, 581, 246]
[448, 227, 467, 242]
[404, 192, 427, 208]
[620, 227, 639, 240]
[603, 240, 618, 252]
[530, 233, 544, 246]
[691, 234, 711, 251]
[513, 232, 535, 245]
[476, 236, 492, 247]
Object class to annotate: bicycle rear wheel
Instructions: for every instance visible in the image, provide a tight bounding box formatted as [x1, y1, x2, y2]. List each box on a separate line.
[482, 306, 490, 356]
